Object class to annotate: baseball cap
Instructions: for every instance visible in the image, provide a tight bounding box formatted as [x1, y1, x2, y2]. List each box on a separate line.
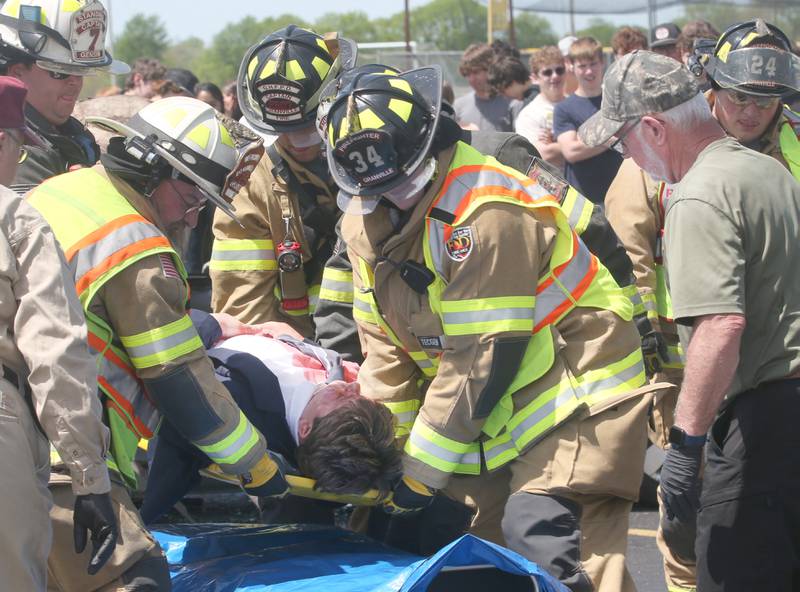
[0, 76, 43, 146]
[558, 36, 578, 57]
[578, 50, 699, 147]
[650, 23, 681, 48]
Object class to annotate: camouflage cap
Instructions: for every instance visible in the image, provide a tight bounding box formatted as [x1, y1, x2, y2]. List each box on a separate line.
[579, 50, 699, 147]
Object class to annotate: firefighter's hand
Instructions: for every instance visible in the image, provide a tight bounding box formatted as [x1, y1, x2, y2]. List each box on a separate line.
[73, 492, 118, 575]
[239, 453, 289, 499]
[642, 330, 669, 376]
[382, 475, 435, 515]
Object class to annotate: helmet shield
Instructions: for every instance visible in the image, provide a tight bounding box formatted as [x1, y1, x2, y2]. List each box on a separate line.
[326, 65, 443, 198]
[705, 46, 800, 95]
[237, 26, 357, 134]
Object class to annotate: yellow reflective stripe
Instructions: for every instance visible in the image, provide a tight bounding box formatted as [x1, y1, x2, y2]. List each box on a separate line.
[663, 343, 685, 369]
[405, 421, 478, 474]
[624, 284, 646, 317]
[562, 187, 593, 235]
[209, 239, 277, 271]
[353, 290, 378, 324]
[667, 586, 696, 592]
[655, 264, 674, 320]
[383, 399, 421, 437]
[120, 315, 203, 369]
[308, 284, 320, 314]
[197, 411, 260, 466]
[407, 350, 439, 378]
[440, 296, 535, 335]
[319, 267, 354, 304]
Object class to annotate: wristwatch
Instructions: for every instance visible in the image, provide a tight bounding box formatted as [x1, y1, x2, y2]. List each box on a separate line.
[668, 426, 707, 449]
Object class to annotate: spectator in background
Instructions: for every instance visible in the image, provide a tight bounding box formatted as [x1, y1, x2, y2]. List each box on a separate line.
[165, 67, 198, 97]
[554, 37, 622, 204]
[488, 55, 538, 106]
[677, 20, 720, 90]
[123, 57, 166, 99]
[491, 38, 521, 59]
[151, 79, 186, 100]
[515, 46, 566, 171]
[95, 85, 121, 97]
[222, 80, 242, 120]
[612, 26, 648, 58]
[195, 82, 224, 112]
[442, 79, 455, 107]
[557, 35, 579, 94]
[650, 22, 682, 60]
[454, 42, 520, 132]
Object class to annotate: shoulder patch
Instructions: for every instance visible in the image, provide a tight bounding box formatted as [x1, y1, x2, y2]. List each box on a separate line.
[445, 226, 473, 262]
[159, 253, 180, 279]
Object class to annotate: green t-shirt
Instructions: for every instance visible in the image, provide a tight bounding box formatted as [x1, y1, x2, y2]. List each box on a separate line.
[664, 136, 800, 396]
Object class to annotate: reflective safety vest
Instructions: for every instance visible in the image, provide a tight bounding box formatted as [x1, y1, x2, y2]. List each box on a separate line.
[28, 168, 198, 487]
[654, 182, 685, 370]
[357, 143, 645, 474]
[779, 106, 800, 181]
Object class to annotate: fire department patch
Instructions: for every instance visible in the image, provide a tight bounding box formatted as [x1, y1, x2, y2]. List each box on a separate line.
[445, 227, 473, 262]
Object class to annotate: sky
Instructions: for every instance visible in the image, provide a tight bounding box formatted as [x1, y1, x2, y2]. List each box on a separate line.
[105, 0, 684, 45]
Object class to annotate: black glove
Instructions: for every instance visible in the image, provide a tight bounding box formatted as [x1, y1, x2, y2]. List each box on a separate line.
[659, 444, 703, 523]
[73, 493, 118, 575]
[642, 330, 669, 376]
[660, 503, 697, 561]
[383, 475, 435, 515]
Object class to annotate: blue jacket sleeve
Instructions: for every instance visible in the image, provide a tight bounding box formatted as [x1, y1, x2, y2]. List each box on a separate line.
[189, 309, 222, 349]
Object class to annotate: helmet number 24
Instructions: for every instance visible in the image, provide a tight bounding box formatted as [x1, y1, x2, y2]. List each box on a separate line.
[349, 146, 385, 173]
[749, 55, 777, 78]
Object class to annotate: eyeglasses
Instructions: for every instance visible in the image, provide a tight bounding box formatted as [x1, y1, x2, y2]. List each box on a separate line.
[539, 66, 566, 77]
[608, 119, 641, 155]
[722, 89, 779, 110]
[169, 178, 207, 218]
[46, 69, 71, 80]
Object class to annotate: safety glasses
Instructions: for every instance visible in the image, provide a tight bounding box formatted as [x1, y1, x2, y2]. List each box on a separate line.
[722, 89, 779, 110]
[608, 119, 641, 155]
[540, 66, 566, 77]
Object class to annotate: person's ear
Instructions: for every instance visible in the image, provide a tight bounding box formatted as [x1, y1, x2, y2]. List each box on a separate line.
[298, 418, 312, 443]
[641, 115, 668, 146]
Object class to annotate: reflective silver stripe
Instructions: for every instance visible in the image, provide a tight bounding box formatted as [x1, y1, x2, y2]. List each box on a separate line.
[508, 387, 579, 448]
[534, 238, 593, 325]
[566, 191, 590, 230]
[460, 451, 481, 467]
[210, 249, 275, 261]
[70, 221, 163, 283]
[96, 355, 160, 434]
[395, 410, 417, 426]
[576, 357, 645, 399]
[642, 298, 657, 312]
[408, 429, 466, 465]
[319, 277, 353, 295]
[442, 307, 534, 326]
[353, 294, 373, 314]
[483, 438, 516, 464]
[206, 420, 256, 465]
[428, 218, 447, 276]
[122, 325, 200, 360]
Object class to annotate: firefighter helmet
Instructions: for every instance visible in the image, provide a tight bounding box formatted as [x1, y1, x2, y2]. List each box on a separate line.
[698, 19, 800, 96]
[325, 65, 443, 213]
[0, 0, 129, 75]
[238, 24, 357, 134]
[87, 97, 263, 220]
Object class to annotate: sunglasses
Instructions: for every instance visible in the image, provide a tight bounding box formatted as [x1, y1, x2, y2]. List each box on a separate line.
[540, 66, 566, 77]
[46, 69, 71, 80]
[722, 89, 779, 110]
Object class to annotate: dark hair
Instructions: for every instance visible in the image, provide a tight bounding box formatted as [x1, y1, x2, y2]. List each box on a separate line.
[295, 397, 402, 496]
[165, 68, 199, 94]
[222, 80, 242, 119]
[488, 55, 530, 92]
[491, 39, 521, 60]
[125, 58, 166, 90]
[194, 82, 224, 109]
[677, 20, 720, 55]
[459, 43, 495, 77]
[612, 26, 648, 56]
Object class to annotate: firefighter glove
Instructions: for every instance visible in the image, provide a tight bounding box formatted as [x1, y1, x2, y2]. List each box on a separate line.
[239, 453, 289, 499]
[660, 444, 703, 523]
[642, 330, 669, 376]
[383, 475, 435, 515]
[73, 492, 118, 575]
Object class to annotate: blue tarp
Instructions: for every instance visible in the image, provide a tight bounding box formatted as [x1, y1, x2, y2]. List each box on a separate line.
[154, 524, 569, 592]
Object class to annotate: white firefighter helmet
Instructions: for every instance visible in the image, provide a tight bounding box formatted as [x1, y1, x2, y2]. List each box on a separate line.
[88, 97, 264, 221]
[0, 0, 129, 75]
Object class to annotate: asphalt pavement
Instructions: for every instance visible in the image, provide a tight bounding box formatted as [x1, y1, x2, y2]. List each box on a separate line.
[629, 507, 668, 592]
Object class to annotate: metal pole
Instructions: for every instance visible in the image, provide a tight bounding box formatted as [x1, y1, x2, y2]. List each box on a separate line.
[106, 0, 115, 86]
[404, 0, 411, 54]
[508, 0, 516, 47]
[647, 0, 656, 33]
[569, 0, 576, 36]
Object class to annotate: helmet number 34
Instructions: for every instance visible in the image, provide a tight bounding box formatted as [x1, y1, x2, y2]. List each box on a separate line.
[349, 146, 385, 174]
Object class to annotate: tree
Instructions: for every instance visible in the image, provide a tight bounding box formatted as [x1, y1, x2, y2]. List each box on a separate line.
[514, 12, 557, 49]
[410, 0, 487, 50]
[576, 17, 617, 46]
[682, 3, 800, 44]
[314, 11, 379, 43]
[162, 37, 205, 77]
[114, 14, 169, 65]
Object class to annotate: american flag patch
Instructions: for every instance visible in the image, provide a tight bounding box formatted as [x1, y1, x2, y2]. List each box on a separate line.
[159, 254, 180, 279]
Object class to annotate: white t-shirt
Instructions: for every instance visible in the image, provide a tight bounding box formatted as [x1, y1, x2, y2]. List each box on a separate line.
[210, 335, 326, 444]
[514, 93, 556, 145]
